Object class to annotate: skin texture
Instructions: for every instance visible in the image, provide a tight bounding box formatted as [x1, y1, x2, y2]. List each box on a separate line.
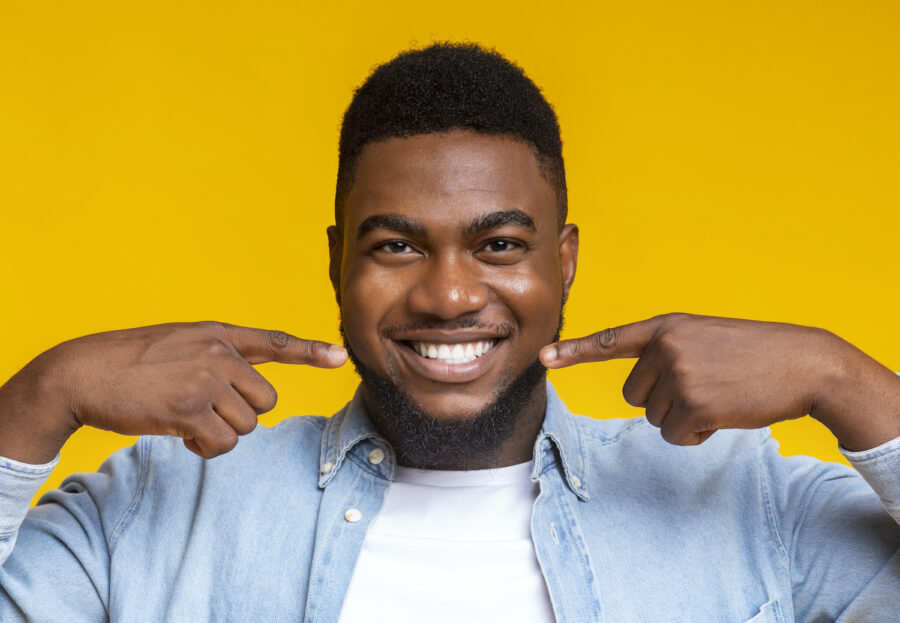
[0, 323, 347, 463]
[0, 130, 897, 467]
[541, 314, 900, 451]
[329, 130, 578, 468]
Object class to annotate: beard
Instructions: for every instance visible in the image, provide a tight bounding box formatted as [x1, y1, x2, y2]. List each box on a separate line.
[340, 314, 562, 470]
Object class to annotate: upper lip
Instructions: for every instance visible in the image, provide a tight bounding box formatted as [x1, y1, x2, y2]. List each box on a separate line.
[388, 329, 509, 343]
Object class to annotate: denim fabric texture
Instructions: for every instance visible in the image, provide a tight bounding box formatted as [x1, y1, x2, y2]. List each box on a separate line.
[1, 382, 898, 622]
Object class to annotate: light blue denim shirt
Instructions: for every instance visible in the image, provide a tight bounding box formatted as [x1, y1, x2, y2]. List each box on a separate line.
[1, 382, 898, 622]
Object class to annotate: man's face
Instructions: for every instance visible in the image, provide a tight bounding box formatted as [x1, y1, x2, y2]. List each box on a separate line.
[330, 130, 578, 426]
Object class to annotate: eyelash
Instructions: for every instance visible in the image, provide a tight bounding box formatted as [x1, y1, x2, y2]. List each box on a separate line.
[373, 238, 526, 255]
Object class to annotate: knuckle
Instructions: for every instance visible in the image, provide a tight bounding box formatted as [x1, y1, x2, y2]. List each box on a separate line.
[199, 320, 227, 334]
[590, 328, 618, 352]
[204, 339, 232, 358]
[265, 329, 291, 351]
[235, 416, 258, 436]
[669, 360, 692, 382]
[173, 393, 211, 415]
[206, 431, 239, 457]
[259, 385, 278, 412]
[622, 381, 641, 407]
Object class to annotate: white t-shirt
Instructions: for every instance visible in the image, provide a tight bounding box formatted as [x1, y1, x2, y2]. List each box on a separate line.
[337, 461, 556, 622]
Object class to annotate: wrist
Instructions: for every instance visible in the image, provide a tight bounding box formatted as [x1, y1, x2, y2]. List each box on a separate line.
[809, 335, 900, 451]
[0, 349, 81, 463]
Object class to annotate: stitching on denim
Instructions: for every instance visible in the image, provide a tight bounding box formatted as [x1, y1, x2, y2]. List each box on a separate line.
[346, 448, 390, 481]
[757, 432, 790, 577]
[578, 416, 646, 445]
[305, 466, 365, 621]
[108, 436, 150, 555]
[555, 481, 603, 620]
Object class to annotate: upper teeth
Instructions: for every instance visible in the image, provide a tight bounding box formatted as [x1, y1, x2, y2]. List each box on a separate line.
[412, 340, 495, 364]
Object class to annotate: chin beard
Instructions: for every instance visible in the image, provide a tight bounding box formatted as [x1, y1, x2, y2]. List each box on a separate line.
[346, 347, 547, 470]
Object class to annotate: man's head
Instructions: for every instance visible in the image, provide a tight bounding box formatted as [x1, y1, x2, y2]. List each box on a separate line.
[328, 43, 578, 468]
[334, 43, 568, 232]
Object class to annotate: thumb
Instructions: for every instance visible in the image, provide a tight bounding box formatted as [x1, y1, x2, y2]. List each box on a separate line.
[540, 317, 663, 369]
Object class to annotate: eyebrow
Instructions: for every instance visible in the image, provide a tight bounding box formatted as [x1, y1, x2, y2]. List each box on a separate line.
[355, 209, 536, 240]
[356, 214, 427, 239]
[463, 210, 536, 235]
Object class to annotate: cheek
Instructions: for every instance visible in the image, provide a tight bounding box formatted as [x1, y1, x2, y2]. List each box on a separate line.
[495, 264, 563, 339]
[340, 265, 407, 355]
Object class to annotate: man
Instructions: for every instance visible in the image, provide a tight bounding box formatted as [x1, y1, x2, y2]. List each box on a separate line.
[0, 43, 897, 622]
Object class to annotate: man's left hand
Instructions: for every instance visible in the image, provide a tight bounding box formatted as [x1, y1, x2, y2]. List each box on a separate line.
[540, 313, 900, 451]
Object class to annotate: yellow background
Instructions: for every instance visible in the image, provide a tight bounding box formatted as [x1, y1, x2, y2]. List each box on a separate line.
[1, 1, 898, 502]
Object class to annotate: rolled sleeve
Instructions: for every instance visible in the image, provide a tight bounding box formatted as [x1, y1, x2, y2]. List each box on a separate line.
[0, 454, 58, 561]
[842, 435, 900, 525]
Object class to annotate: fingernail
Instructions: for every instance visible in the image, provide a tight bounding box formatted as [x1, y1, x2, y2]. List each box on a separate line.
[329, 344, 347, 359]
[542, 346, 558, 363]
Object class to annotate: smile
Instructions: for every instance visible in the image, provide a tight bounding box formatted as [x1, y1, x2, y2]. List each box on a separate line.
[390, 333, 507, 384]
[409, 339, 496, 364]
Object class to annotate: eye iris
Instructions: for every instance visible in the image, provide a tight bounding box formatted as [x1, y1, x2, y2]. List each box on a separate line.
[491, 241, 508, 251]
[389, 242, 406, 252]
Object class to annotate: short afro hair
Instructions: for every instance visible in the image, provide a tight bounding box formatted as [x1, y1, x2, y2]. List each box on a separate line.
[334, 42, 567, 231]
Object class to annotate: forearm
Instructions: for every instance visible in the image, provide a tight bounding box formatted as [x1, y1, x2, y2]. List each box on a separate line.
[0, 350, 79, 464]
[811, 337, 900, 452]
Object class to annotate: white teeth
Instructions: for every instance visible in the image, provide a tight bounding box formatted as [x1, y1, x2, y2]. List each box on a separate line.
[410, 339, 497, 364]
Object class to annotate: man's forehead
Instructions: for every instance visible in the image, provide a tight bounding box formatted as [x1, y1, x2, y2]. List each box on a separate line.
[344, 131, 557, 230]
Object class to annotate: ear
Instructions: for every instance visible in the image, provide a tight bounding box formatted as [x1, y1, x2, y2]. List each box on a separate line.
[558, 223, 579, 305]
[327, 225, 343, 305]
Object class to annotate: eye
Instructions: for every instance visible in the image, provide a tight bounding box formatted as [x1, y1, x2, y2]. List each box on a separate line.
[484, 239, 516, 253]
[376, 240, 414, 254]
[476, 238, 528, 263]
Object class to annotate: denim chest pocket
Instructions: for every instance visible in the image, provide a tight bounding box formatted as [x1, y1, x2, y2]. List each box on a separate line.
[740, 599, 785, 623]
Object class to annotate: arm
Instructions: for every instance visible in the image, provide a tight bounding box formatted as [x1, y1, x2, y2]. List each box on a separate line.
[542, 313, 900, 616]
[0, 321, 345, 618]
[541, 313, 900, 453]
[0, 441, 146, 621]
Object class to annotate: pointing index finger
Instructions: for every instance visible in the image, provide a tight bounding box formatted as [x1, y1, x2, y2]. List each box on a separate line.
[216, 323, 347, 367]
[540, 316, 665, 369]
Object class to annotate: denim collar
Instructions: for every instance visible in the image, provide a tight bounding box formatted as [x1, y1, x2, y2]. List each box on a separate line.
[319, 380, 589, 501]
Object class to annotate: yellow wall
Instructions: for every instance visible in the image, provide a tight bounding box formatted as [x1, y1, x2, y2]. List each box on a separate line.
[1, 1, 898, 502]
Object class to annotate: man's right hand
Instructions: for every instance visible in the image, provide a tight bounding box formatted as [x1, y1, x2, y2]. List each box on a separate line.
[0, 322, 347, 464]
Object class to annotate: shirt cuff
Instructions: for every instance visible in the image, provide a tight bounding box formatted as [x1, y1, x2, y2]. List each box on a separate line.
[0, 453, 60, 537]
[841, 435, 900, 525]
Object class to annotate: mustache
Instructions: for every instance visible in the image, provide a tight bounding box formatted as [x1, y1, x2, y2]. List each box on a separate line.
[377, 318, 518, 340]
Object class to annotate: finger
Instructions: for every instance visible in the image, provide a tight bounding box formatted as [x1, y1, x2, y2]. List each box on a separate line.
[540, 316, 666, 369]
[644, 377, 673, 428]
[213, 322, 347, 367]
[659, 404, 717, 446]
[210, 382, 259, 436]
[621, 349, 663, 408]
[217, 355, 280, 415]
[183, 409, 240, 459]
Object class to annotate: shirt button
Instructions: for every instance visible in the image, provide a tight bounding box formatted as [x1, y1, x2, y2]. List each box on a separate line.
[344, 508, 362, 523]
[368, 448, 385, 465]
[320, 461, 334, 475]
[571, 475, 582, 489]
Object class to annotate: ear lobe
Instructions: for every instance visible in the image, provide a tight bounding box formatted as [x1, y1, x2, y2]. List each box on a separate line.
[327, 225, 343, 304]
[558, 223, 579, 304]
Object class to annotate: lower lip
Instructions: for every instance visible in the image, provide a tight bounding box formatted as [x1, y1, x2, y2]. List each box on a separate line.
[393, 340, 504, 384]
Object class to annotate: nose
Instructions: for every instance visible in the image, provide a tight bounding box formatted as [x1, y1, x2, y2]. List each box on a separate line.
[407, 253, 489, 320]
